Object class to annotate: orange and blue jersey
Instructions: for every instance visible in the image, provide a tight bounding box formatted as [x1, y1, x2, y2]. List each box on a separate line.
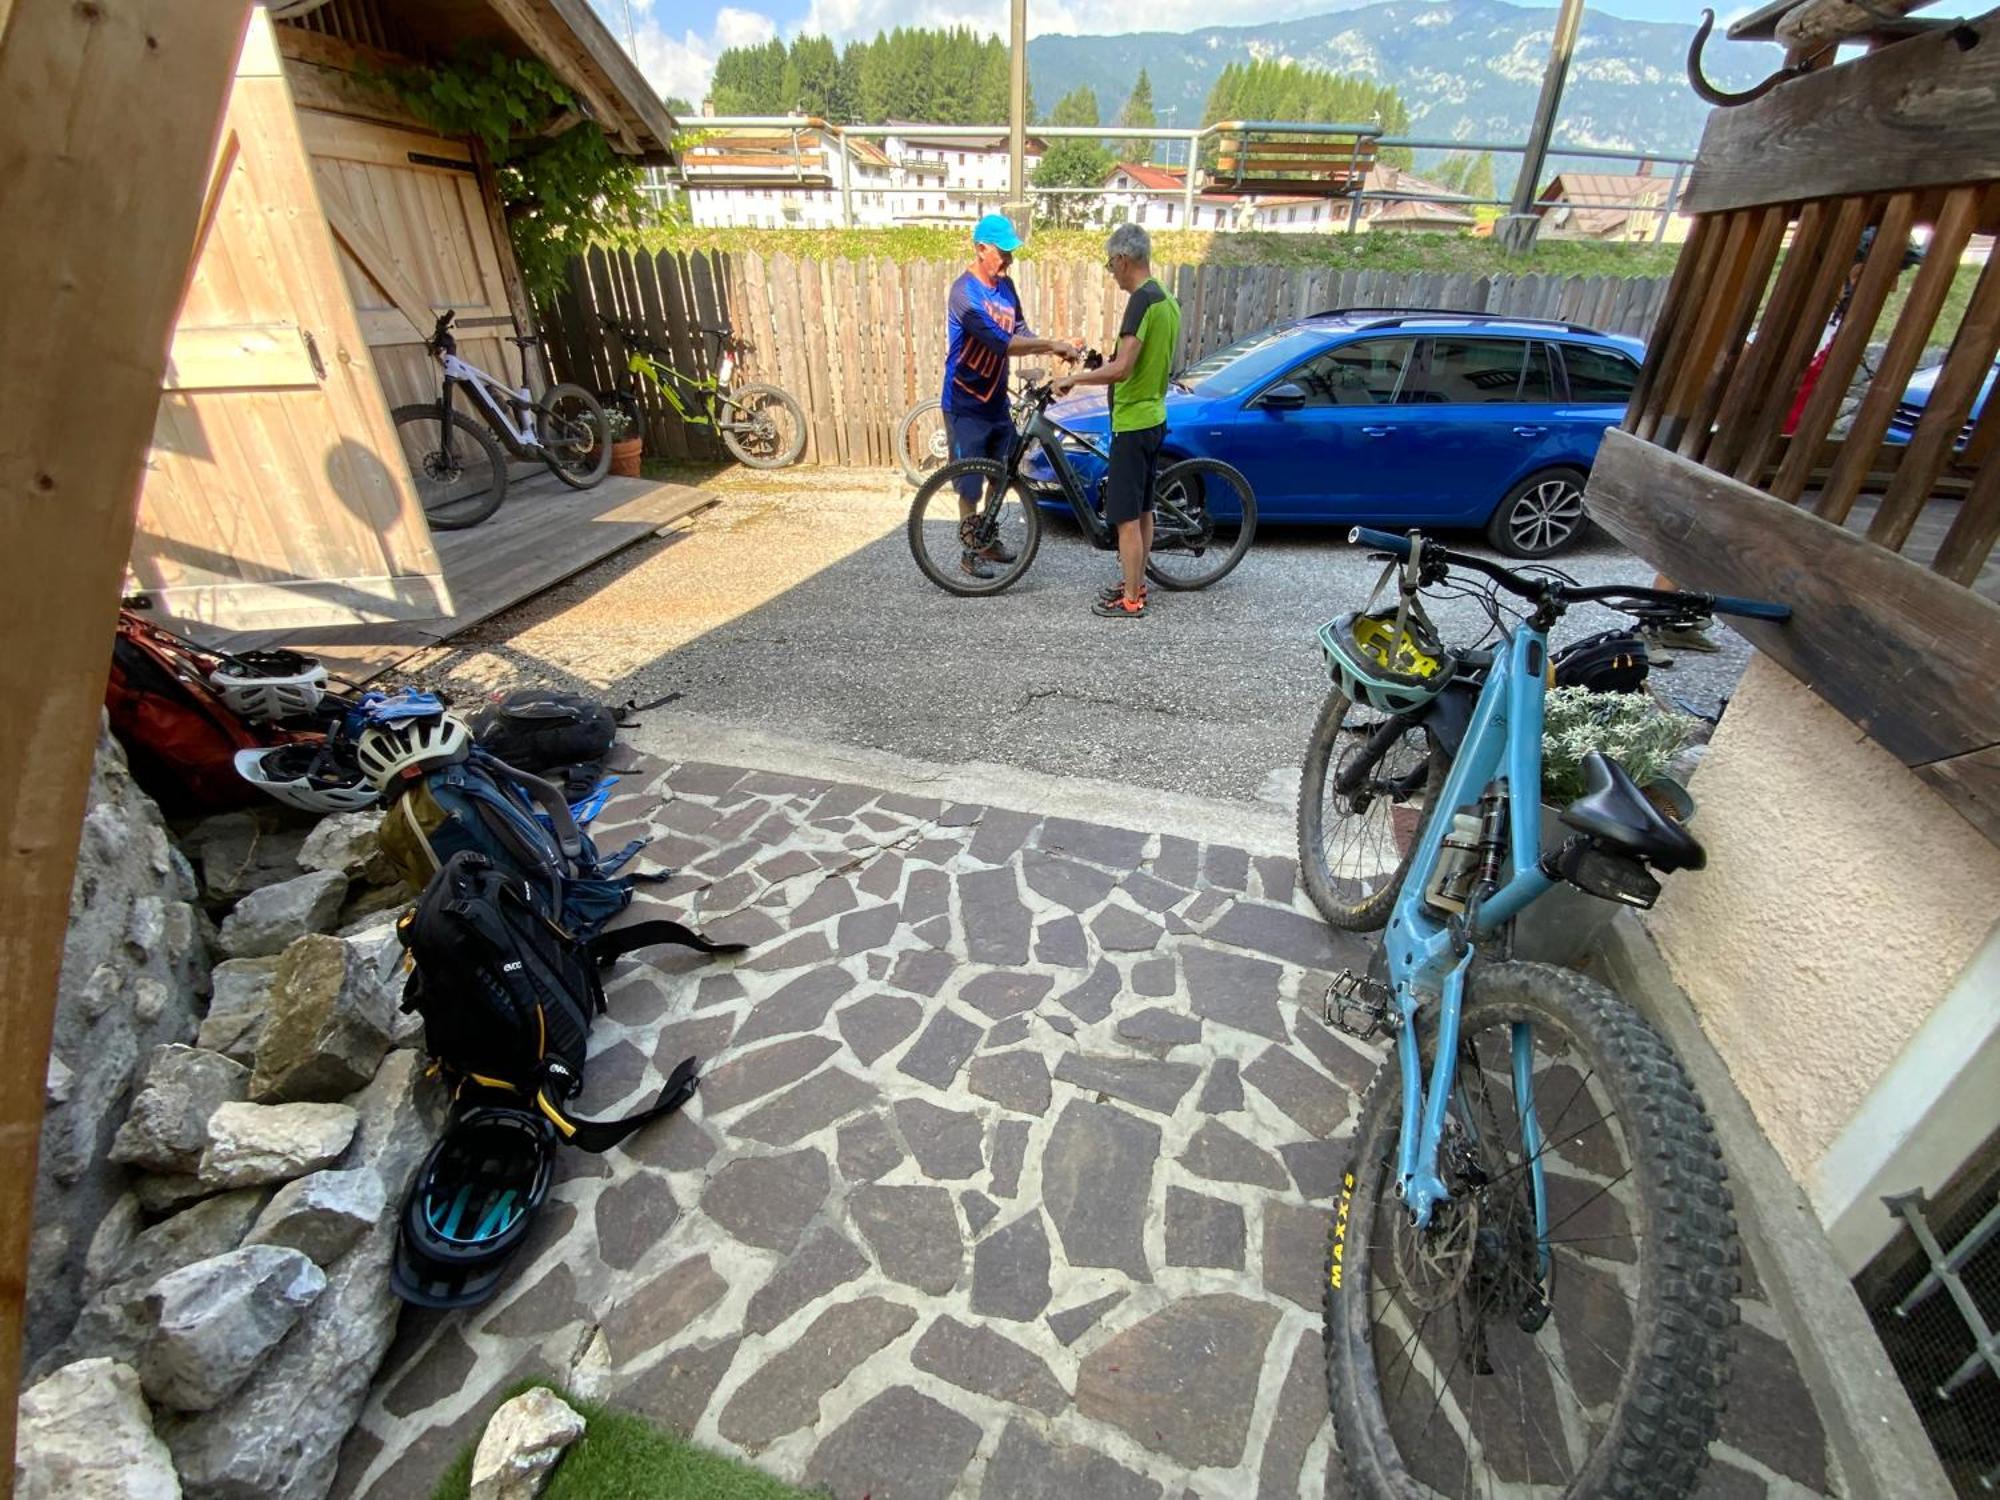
[942, 271, 1031, 419]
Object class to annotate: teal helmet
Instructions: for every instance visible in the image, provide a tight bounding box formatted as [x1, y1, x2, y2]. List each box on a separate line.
[1318, 608, 1458, 715]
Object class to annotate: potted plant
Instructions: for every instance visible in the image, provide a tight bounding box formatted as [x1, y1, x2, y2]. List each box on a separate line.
[1514, 687, 1699, 964]
[605, 403, 643, 477]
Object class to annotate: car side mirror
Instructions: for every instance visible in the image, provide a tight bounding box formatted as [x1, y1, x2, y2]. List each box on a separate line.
[1261, 383, 1306, 412]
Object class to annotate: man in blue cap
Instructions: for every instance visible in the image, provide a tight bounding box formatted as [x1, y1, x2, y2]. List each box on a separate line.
[942, 213, 1081, 580]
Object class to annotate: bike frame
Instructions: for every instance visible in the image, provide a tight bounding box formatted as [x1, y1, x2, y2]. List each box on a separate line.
[624, 347, 729, 429]
[438, 352, 555, 456]
[1001, 405, 1120, 548]
[1382, 619, 1557, 1265]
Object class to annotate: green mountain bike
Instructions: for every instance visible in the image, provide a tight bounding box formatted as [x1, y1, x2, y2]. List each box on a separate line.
[601, 319, 806, 470]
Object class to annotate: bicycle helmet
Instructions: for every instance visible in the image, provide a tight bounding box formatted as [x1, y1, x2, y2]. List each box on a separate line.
[1318, 606, 1459, 714]
[233, 742, 380, 814]
[391, 1105, 556, 1309]
[355, 711, 472, 791]
[210, 650, 328, 723]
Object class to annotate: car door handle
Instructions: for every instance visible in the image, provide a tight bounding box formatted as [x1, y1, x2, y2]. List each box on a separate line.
[1360, 425, 1395, 437]
[1513, 425, 1548, 437]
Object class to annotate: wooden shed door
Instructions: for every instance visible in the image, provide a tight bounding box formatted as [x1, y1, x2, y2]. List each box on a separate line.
[129, 12, 449, 631]
[299, 111, 533, 415]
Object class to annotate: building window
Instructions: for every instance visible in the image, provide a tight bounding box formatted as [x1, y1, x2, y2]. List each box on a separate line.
[958, 152, 966, 165]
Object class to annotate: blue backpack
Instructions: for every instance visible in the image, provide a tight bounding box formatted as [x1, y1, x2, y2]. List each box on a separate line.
[379, 749, 659, 936]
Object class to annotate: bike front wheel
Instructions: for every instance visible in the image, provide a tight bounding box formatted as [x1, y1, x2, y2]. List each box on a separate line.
[896, 398, 950, 486]
[541, 383, 612, 490]
[1297, 688, 1447, 931]
[1327, 961, 1739, 1500]
[720, 382, 807, 468]
[390, 405, 508, 530]
[908, 458, 1043, 597]
[1144, 457, 1257, 590]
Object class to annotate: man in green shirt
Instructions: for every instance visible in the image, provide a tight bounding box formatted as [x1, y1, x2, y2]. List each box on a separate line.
[1055, 223, 1181, 618]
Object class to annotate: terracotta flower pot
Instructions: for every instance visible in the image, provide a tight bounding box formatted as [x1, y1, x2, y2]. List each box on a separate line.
[609, 437, 643, 478]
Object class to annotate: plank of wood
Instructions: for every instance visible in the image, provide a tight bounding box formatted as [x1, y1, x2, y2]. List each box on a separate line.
[1586, 430, 2000, 842]
[635, 250, 689, 461]
[1677, 206, 1790, 462]
[1624, 213, 1718, 428]
[1681, 9, 2000, 215]
[1862, 190, 1999, 544]
[0, 0, 253, 1458]
[1916, 743, 2000, 845]
[1934, 446, 2000, 585]
[318, 185, 436, 336]
[163, 322, 319, 389]
[295, 108, 466, 168]
[1776, 0, 1938, 51]
[1772, 192, 1918, 501]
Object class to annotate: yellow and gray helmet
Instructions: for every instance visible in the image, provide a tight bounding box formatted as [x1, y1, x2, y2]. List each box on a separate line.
[1318, 607, 1458, 715]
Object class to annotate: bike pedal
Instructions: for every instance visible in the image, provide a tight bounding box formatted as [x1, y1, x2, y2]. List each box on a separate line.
[1325, 969, 1393, 1041]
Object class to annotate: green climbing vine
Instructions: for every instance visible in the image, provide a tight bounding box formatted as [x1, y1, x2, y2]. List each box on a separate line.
[375, 46, 649, 305]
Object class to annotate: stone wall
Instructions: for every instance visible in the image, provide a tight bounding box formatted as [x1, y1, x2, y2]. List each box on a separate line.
[29, 723, 210, 1363]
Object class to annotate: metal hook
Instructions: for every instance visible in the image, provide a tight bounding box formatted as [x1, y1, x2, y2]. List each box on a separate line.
[1686, 8, 1816, 107]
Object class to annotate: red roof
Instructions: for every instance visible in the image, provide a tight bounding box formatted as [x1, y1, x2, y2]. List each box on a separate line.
[1104, 160, 1185, 192]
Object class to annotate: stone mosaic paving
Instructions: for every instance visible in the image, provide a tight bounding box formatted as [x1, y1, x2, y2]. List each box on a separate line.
[333, 757, 1833, 1500]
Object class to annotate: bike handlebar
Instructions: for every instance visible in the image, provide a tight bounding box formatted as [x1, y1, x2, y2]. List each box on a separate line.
[1345, 527, 1791, 624]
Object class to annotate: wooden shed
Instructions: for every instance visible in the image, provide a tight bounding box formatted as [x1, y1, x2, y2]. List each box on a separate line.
[127, 0, 677, 633]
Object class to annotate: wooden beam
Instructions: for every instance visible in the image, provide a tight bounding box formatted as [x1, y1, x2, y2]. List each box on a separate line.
[1776, 0, 1939, 50]
[317, 188, 437, 338]
[1933, 432, 2000, 585]
[1585, 430, 2000, 846]
[0, 0, 253, 1467]
[480, 0, 640, 155]
[542, 0, 681, 152]
[1681, 8, 2000, 215]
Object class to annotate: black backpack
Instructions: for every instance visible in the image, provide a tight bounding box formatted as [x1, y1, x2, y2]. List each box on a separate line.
[1553, 629, 1650, 695]
[470, 691, 620, 801]
[398, 851, 746, 1151]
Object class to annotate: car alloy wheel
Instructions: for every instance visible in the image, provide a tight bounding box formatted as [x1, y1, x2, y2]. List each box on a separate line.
[1506, 475, 1587, 555]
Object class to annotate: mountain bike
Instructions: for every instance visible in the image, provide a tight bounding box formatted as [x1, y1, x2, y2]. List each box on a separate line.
[907, 366, 1257, 597]
[1305, 527, 1789, 1499]
[391, 311, 611, 530]
[896, 397, 950, 486]
[600, 318, 805, 470]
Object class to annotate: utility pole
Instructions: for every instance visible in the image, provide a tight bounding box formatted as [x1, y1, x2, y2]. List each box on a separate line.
[1008, 0, 1028, 233]
[1497, 0, 1583, 255]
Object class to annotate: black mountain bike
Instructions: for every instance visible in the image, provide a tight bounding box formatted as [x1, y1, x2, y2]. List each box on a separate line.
[908, 364, 1257, 597]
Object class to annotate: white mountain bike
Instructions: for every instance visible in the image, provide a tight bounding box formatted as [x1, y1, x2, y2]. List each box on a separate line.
[391, 311, 611, 529]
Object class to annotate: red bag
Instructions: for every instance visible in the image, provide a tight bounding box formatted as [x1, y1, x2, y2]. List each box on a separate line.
[104, 612, 301, 813]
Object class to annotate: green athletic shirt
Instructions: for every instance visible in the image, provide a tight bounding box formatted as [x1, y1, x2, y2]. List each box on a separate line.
[1111, 278, 1180, 434]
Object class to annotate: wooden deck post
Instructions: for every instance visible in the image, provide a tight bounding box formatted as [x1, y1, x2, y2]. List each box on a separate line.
[0, 0, 251, 1480]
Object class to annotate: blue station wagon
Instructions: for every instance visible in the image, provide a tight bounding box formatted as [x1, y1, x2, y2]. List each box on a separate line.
[1027, 309, 1647, 557]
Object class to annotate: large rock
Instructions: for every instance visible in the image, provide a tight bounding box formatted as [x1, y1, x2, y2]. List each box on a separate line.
[242, 1167, 384, 1266]
[89, 1191, 268, 1307]
[468, 1388, 585, 1500]
[216, 872, 347, 960]
[195, 959, 280, 1065]
[157, 1050, 446, 1500]
[1076, 1294, 1282, 1469]
[296, 813, 396, 886]
[248, 935, 397, 1103]
[15, 1358, 182, 1500]
[110, 1047, 250, 1174]
[139, 1246, 327, 1412]
[188, 814, 308, 905]
[198, 1101, 358, 1190]
[1041, 1099, 1160, 1280]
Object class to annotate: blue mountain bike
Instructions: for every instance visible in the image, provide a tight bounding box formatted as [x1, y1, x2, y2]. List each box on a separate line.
[1312, 527, 1789, 1499]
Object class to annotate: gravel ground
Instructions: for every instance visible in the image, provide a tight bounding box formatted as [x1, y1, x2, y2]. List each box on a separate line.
[413, 465, 1754, 814]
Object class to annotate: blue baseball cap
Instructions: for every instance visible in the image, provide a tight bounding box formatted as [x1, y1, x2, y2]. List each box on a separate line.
[973, 213, 1024, 253]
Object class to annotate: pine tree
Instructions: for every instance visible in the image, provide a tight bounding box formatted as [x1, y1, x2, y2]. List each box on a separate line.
[1118, 69, 1157, 163]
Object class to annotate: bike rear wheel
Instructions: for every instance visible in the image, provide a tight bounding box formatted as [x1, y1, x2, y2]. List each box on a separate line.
[908, 457, 1043, 597]
[1327, 961, 1738, 1500]
[720, 382, 807, 468]
[896, 398, 951, 486]
[390, 405, 508, 530]
[541, 383, 612, 490]
[1297, 688, 1447, 931]
[1144, 457, 1257, 590]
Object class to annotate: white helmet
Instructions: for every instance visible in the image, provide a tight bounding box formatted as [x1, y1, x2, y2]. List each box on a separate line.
[234, 744, 380, 813]
[211, 653, 328, 723]
[355, 712, 473, 791]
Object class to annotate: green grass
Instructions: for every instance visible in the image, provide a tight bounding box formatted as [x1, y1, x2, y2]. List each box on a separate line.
[428, 1384, 814, 1500]
[631, 224, 1681, 279]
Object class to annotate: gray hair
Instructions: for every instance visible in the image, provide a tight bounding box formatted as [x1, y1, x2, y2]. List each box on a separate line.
[1106, 222, 1151, 264]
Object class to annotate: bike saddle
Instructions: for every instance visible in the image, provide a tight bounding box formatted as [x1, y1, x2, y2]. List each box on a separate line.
[1558, 752, 1705, 872]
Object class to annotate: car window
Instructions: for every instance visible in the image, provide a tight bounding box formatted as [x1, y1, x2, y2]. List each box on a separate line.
[1562, 344, 1640, 403]
[1521, 343, 1558, 403]
[1403, 338, 1536, 404]
[1267, 337, 1416, 407]
[1180, 327, 1324, 397]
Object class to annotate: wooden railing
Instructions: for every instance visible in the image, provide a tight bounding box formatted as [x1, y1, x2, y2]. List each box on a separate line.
[1584, 6, 2000, 844]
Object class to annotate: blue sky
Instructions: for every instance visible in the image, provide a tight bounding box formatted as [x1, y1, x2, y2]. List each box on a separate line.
[593, 0, 1716, 111]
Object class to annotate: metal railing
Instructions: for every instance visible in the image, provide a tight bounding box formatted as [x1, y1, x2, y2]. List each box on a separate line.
[651, 115, 1692, 243]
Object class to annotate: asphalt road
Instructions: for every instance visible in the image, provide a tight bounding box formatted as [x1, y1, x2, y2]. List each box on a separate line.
[423, 465, 1753, 816]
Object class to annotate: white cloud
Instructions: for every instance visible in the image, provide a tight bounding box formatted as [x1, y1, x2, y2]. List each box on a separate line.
[716, 5, 780, 47]
[613, 4, 780, 109]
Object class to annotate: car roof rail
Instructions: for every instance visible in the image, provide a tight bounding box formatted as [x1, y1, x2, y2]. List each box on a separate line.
[1307, 307, 1605, 337]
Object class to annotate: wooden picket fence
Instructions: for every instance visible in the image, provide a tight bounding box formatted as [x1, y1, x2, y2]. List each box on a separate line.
[540, 247, 1673, 468]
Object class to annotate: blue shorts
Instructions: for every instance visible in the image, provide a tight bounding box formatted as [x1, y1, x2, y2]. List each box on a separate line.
[946, 409, 1012, 505]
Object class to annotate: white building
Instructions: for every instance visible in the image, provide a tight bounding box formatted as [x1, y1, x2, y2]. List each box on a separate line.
[1099, 163, 1239, 230]
[885, 128, 1045, 222]
[677, 127, 898, 229]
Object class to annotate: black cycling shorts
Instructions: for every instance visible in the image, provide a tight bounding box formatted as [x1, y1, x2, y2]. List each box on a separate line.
[1103, 424, 1166, 527]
